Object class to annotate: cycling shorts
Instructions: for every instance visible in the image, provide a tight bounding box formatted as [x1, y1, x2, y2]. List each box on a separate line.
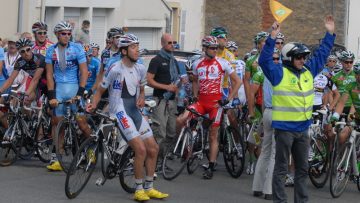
[113, 98, 153, 142]
[188, 95, 223, 127]
[54, 83, 80, 116]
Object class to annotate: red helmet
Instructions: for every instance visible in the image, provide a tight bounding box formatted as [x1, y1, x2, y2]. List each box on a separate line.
[202, 36, 218, 47]
[32, 21, 48, 33]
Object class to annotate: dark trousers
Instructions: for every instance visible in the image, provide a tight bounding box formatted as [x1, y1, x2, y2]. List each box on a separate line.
[272, 129, 309, 203]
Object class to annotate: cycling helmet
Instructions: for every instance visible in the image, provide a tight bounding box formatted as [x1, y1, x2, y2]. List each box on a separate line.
[250, 48, 258, 56]
[107, 27, 124, 39]
[15, 38, 34, 49]
[32, 21, 48, 33]
[333, 62, 343, 74]
[327, 54, 337, 61]
[276, 32, 285, 40]
[339, 50, 355, 61]
[226, 41, 238, 50]
[254, 31, 269, 44]
[118, 34, 139, 48]
[90, 42, 100, 49]
[244, 53, 251, 62]
[83, 44, 92, 56]
[354, 61, 360, 74]
[53, 21, 73, 33]
[210, 27, 228, 37]
[202, 36, 218, 47]
[281, 42, 311, 62]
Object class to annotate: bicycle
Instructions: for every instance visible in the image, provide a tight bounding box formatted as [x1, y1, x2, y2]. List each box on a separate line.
[162, 107, 211, 180]
[308, 110, 330, 188]
[65, 110, 134, 199]
[0, 90, 52, 165]
[329, 120, 360, 198]
[218, 102, 245, 178]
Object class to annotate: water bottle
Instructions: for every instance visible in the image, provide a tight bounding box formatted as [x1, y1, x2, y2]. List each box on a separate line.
[177, 87, 186, 107]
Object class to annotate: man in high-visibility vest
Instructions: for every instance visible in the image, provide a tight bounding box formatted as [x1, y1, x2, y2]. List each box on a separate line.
[258, 16, 336, 203]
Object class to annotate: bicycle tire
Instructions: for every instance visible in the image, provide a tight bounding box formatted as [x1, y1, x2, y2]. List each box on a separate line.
[35, 120, 53, 163]
[223, 126, 245, 178]
[55, 120, 79, 173]
[187, 127, 205, 174]
[0, 121, 23, 166]
[308, 136, 330, 188]
[329, 141, 351, 198]
[162, 128, 192, 180]
[65, 136, 98, 199]
[119, 147, 136, 193]
[17, 119, 35, 160]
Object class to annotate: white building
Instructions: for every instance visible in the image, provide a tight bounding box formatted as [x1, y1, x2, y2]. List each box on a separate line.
[0, 0, 204, 51]
[346, 0, 360, 59]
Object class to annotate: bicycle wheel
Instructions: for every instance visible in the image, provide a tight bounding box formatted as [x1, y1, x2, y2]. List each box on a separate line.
[223, 126, 245, 178]
[0, 122, 23, 166]
[329, 141, 351, 198]
[65, 136, 98, 199]
[162, 128, 192, 180]
[56, 120, 79, 173]
[308, 136, 330, 188]
[187, 129, 204, 174]
[35, 119, 53, 163]
[119, 147, 136, 193]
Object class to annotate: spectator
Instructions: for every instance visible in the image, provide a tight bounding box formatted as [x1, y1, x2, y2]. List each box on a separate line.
[75, 20, 90, 44]
[20, 32, 33, 42]
[3, 36, 19, 80]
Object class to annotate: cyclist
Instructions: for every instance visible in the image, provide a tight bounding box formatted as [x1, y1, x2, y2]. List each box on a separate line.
[90, 42, 100, 59]
[188, 36, 241, 179]
[45, 21, 91, 171]
[331, 61, 360, 145]
[275, 32, 285, 51]
[0, 38, 45, 104]
[31, 21, 54, 56]
[83, 45, 100, 92]
[87, 34, 169, 201]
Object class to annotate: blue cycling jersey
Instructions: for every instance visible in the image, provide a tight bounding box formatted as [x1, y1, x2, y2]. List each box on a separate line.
[0, 48, 4, 61]
[45, 42, 86, 84]
[85, 57, 100, 90]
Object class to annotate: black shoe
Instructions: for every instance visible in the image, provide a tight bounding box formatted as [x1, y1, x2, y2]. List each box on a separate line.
[253, 191, 263, 197]
[264, 194, 273, 200]
[203, 168, 213, 179]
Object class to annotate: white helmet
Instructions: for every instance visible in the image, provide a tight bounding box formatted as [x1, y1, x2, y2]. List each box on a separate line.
[281, 42, 310, 62]
[118, 34, 139, 48]
[53, 21, 73, 33]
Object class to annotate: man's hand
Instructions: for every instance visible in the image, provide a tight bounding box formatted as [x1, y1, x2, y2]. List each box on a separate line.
[24, 95, 31, 106]
[167, 84, 178, 93]
[136, 95, 145, 108]
[49, 99, 59, 108]
[270, 21, 281, 39]
[324, 15, 335, 35]
[86, 103, 96, 113]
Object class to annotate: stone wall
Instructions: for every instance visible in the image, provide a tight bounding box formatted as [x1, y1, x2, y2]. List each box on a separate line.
[205, 0, 346, 57]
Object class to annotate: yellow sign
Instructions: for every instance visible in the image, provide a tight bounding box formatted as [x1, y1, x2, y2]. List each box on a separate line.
[269, 0, 293, 23]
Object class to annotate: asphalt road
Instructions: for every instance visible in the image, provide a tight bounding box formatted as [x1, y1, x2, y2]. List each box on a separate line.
[0, 158, 359, 203]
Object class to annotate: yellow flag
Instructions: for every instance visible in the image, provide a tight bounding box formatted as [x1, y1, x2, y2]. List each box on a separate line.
[269, 0, 293, 23]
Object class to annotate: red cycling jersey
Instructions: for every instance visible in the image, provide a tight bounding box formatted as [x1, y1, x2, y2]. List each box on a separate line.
[32, 40, 53, 56]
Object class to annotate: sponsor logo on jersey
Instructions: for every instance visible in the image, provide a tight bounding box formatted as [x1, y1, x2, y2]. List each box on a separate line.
[113, 80, 122, 90]
[116, 111, 130, 129]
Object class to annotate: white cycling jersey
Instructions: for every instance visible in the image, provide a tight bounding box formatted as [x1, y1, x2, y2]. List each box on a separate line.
[313, 72, 336, 106]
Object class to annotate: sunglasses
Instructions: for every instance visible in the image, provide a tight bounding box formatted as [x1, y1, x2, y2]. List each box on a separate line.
[273, 57, 280, 61]
[208, 47, 218, 50]
[343, 61, 354, 64]
[19, 47, 31, 54]
[60, 32, 72, 36]
[37, 31, 47, 35]
[294, 55, 306, 60]
[113, 35, 121, 39]
[328, 60, 337, 63]
[275, 41, 284, 45]
[217, 34, 227, 39]
[167, 41, 177, 45]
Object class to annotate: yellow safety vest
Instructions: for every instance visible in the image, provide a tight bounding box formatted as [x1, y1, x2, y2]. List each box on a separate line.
[272, 66, 314, 122]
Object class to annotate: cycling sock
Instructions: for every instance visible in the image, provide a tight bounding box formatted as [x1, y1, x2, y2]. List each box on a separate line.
[135, 179, 143, 191]
[144, 176, 154, 190]
[209, 162, 215, 170]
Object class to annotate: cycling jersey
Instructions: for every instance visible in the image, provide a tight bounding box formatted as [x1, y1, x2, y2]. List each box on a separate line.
[45, 42, 86, 84]
[245, 54, 262, 79]
[85, 57, 100, 90]
[192, 57, 234, 100]
[14, 54, 45, 77]
[344, 82, 360, 117]
[313, 72, 336, 106]
[101, 60, 151, 141]
[104, 54, 143, 73]
[331, 70, 355, 107]
[252, 71, 264, 106]
[234, 59, 246, 80]
[217, 48, 235, 88]
[101, 48, 119, 68]
[32, 40, 54, 56]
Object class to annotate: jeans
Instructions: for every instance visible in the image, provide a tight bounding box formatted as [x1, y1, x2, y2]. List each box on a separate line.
[272, 129, 309, 203]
